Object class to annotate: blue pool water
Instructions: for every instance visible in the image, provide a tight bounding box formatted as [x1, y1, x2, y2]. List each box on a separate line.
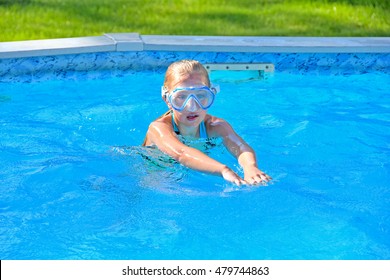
[0, 69, 389, 260]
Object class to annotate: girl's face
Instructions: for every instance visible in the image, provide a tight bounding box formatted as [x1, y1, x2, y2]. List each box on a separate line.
[168, 72, 209, 128]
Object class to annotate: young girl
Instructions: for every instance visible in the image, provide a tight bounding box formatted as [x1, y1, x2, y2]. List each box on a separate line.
[143, 59, 271, 186]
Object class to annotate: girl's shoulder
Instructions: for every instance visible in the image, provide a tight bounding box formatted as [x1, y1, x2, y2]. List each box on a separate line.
[205, 114, 225, 123]
[144, 113, 175, 145]
[151, 113, 172, 127]
[204, 114, 234, 137]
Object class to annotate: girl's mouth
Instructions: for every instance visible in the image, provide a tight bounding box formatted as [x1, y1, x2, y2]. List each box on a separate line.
[186, 114, 199, 121]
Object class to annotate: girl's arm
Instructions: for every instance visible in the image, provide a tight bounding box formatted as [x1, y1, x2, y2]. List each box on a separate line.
[146, 121, 246, 185]
[210, 118, 272, 185]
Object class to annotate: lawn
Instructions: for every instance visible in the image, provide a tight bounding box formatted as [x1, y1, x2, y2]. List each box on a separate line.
[0, 0, 389, 42]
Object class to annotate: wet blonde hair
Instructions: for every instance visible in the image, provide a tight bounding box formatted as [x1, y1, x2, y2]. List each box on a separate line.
[163, 59, 211, 93]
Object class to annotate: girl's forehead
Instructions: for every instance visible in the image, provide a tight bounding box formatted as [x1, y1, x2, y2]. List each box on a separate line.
[170, 73, 208, 88]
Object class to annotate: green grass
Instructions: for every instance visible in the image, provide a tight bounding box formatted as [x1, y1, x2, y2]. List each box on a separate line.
[0, 0, 389, 42]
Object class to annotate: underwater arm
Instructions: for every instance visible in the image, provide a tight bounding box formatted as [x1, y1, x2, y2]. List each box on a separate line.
[147, 122, 246, 185]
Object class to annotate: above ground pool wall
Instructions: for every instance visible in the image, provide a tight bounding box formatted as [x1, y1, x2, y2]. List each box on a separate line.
[1, 34, 389, 82]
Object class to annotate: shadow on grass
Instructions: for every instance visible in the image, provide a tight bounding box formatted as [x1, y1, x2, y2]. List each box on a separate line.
[189, 8, 390, 36]
[0, 0, 31, 5]
[325, 0, 389, 9]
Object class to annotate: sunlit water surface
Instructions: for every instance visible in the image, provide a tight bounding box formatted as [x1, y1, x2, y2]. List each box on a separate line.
[0, 70, 389, 259]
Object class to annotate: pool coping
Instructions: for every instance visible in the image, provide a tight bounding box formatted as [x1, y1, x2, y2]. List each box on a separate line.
[0, 33, 389, 59]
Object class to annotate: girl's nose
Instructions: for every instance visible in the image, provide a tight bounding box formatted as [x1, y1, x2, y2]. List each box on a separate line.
[185, 97, 200, 112]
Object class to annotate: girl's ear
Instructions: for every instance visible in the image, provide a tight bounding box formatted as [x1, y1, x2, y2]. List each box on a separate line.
[161, 86, 168, 99]
[161, 86, 171, 107]
[162, 95, 172, 110]
[162, 94, 168, 102]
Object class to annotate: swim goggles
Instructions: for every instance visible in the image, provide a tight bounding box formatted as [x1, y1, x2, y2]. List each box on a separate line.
[162, 85, 220, 112]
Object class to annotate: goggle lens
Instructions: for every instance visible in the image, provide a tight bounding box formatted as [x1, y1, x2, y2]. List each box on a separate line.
[168, 86, 216, 111]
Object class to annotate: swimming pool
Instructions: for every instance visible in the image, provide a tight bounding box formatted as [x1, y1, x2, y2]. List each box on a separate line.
[1, 35, 390, 260]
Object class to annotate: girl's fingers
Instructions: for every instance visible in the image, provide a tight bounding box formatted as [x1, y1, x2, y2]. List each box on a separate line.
[235, 177, 247, 186]
[223, 168, 272, 187]
[248, 173, 272, 186]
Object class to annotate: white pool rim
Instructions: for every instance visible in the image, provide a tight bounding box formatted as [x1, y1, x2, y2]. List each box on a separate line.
[0, 33, 389, 59]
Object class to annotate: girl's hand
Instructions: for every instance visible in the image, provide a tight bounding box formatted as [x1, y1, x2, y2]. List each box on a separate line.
[244, 166, 272, 186]
[221, 166, 247, 186]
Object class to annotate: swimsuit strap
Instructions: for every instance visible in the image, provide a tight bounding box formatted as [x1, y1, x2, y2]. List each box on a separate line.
[171, 112, 208, 138]
[171, 112, 180, 135]
[199, 121, 208, 138]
